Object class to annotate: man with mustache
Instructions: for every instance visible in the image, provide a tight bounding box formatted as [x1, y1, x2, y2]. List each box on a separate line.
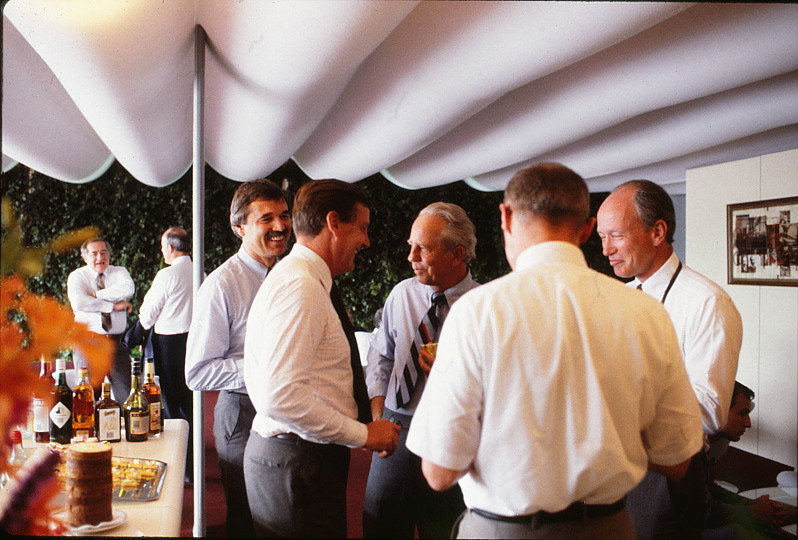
[185, 178, 291, 537]
[363, 202, 479, 539]
[67, 237, 134, 402]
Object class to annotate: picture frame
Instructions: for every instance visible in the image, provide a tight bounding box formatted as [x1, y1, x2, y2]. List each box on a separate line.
[727, 196, 798, 286]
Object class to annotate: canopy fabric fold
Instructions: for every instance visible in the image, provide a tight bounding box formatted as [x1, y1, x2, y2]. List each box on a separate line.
[4, 1, 798, 193]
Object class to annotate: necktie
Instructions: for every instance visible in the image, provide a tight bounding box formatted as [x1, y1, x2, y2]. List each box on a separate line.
[396, 291, 448, 409]
[330, 283, 371, 424]
[96, 273, 112, 332]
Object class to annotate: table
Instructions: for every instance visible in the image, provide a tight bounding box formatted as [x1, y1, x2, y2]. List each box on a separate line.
[738, 486, 798, 537]
[48, 418, 189, 536]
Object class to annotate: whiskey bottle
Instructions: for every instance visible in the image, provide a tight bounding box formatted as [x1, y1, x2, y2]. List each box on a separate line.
[71, 367, 95, 440]
[95, 377, 122, 443]
[123, 358, 149, 442]
[142, 357, 163, 437]
[49, 358, 72, 444]
[33, 357, 53, 443]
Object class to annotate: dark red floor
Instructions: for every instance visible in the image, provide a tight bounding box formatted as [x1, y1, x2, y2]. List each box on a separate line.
[180, 391, 372, 537]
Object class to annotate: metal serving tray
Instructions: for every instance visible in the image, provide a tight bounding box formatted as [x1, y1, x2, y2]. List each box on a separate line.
[111, 456, 167, 501]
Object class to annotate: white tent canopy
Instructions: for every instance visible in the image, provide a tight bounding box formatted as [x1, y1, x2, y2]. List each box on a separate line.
[4, 1, 798, 194]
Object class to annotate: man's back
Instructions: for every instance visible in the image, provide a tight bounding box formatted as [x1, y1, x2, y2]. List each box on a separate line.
[408, 242, 703, 516]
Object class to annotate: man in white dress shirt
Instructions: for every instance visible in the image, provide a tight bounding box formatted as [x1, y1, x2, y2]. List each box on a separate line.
[139, 227, 194, 478]
[67, 237, 134, 402]
[185, 178, 291, 537]
[244, 179, 400, 537]
[597, 179, 743, 539]
[406, 163, 703, 539]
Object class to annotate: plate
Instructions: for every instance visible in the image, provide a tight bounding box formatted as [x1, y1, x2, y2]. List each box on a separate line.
[54, 508, 126, 535]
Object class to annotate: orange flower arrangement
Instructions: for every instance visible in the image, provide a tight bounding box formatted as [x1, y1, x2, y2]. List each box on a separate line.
[0, 198, 114, 535]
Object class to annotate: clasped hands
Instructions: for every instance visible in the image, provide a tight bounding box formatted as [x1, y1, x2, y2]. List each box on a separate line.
[364, 419, 401, 459]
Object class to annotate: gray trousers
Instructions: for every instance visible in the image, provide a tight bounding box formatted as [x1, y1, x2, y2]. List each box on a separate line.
[213, 390, 256, 537]
[244, 431, 350, 538]
[456, 507, 636, 539]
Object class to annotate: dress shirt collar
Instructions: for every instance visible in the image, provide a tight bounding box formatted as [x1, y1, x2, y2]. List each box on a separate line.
[419, 269, 476, 303]
[515, 241, 587, 271]
[238, 245, 271, 280]
[170, 254, 191, 267]
[633, 251, 680, 297]
[289, 243, 333, 293]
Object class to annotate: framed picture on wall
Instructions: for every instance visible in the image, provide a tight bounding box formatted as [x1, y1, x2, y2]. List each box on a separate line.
[727, 196, 798, 286]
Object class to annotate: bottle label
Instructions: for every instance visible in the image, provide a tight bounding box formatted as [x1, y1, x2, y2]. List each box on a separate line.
[149, 402, 161, 433]
[33, 398, 49, 432]
[97, 409, 121, 441]
[49, 402, 71, 428]
[128, 411, 149, 435]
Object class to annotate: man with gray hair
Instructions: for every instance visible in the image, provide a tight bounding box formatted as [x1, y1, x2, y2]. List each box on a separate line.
[139, 227, 194, 434]
[363, 202, 480, 539]
[67, 237, 134, 401]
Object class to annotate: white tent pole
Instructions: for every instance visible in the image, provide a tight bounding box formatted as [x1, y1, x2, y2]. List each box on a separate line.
[191, 23, 207, 538]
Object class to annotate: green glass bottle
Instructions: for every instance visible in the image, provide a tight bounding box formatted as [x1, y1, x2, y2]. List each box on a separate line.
[123, 358, 150, 442]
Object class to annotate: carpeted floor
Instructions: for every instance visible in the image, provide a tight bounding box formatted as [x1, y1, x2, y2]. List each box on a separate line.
[179, 391, 372, 538]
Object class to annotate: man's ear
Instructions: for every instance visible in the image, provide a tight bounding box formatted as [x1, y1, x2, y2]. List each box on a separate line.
[651, 219, 668, 246]
[500, 203, 512, 235]
[326, 211, 341, 237]
[450, 245, 466, 265]
[578, 217, 596, 244]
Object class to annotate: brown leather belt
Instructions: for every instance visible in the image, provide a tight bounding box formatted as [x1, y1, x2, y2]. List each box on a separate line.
[471, 497, 626, 525]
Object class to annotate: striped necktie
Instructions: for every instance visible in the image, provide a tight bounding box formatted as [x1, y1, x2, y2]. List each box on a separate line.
[97, 272, 112, 332]
[396, 291, 448, 409]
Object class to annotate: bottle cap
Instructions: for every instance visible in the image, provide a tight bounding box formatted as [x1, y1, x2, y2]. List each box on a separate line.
[77, 367, 89, 377]
[55, 358, 66, 372]
[11, 430, 22, 445]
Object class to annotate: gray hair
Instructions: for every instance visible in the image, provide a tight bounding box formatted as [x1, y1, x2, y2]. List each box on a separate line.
[162, 227, 190, 253]
[613, 179, 676, 244]
[80, 237, 111, 257]
[418, 202, 477, 263]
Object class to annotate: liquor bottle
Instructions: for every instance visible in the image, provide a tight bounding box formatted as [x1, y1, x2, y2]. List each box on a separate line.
[95, 377, 122, 443]
[49, 358, 72, 444]
[33, 357, 53, 443]
[71, 367, 95, 440]
[123, 358, 149, 442]
[142, 358, 163, 437]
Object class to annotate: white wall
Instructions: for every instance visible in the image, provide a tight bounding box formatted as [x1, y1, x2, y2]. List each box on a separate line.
[686, 148, 797, 468]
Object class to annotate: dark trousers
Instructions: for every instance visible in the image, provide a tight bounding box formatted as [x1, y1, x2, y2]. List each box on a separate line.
[109, 334, 131, 404]
[152, 332, 193, 479]
[213, 391, 256, 537]
[244, 431, 350, 538]
[627, 451, 706, 540]
[363, 409, 465, 539]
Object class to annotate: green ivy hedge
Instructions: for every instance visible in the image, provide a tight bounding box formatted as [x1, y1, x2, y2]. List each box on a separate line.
[1, 160, 614, 331]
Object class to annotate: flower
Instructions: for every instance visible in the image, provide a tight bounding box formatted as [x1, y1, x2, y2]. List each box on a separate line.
[0, 197, 112, 535]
